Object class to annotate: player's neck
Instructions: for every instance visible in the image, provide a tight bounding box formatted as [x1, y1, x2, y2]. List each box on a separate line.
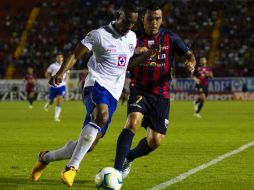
[112, 23, 123, 36]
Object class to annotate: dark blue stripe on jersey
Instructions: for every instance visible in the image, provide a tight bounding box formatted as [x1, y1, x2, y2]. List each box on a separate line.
[130, 28, 189, 98]
[147, 36, 154, 89]
[159, 33, 165, 96]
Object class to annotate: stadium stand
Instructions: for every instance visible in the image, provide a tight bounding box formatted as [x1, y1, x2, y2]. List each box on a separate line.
[0, 0, 253, 79]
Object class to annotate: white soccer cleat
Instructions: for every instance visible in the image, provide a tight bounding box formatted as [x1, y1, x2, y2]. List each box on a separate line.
[193, 113, 201, 118]
[44, 103, 49, 111]
[29, 105, 33, 109]
[55, 117, 60, 122]
[122, 158, 133, 179]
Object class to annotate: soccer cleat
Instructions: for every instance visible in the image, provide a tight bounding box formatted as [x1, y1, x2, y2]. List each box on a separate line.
[193, 113, 201, 118]
[29, 105, 33, 109]
[31, 151, 49, 181]
[44, 103, 49, 111]
[55, 117, 60, 122]
[122, 158, 133, 179]
[61, 166, 78, 187]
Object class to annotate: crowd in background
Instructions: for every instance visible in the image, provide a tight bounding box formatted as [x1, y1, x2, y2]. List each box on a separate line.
[0, 0, 253, 79]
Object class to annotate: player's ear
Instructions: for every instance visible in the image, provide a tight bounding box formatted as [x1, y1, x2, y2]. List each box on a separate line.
[115, 11, 121, 20]
[142, 15, 145, 23]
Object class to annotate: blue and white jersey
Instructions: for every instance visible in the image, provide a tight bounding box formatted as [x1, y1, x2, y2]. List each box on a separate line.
[46, 62, 69, 88]
[81, 21, 136, 100]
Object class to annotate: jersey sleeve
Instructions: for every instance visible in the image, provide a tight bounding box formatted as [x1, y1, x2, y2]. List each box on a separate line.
[80, 30, 101, 51]
[46, 64, 53, 74]
[171, 32, 190, 56]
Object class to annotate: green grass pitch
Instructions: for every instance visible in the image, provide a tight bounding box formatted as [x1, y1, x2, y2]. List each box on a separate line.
[0, 101, 253, 190]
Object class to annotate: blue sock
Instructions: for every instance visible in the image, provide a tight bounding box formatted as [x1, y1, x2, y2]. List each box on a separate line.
[114, 129, 134, 171]
[127, 137, 153, 162]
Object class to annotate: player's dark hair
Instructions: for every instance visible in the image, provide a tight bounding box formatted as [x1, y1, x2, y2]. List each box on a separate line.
[119, 2, 138, 14]
[145, 1, 162, 11]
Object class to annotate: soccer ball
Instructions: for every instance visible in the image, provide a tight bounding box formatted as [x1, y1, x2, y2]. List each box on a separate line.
[95, 167, 123, 190]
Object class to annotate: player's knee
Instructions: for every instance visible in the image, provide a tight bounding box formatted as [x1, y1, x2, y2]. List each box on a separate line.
[99, 111, 109, 126]
[125, 115, 140, 133]
[95, 110, 109, 128]
[147, 136, 163, 149]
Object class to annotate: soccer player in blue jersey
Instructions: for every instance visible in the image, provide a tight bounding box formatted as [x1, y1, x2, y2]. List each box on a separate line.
[114, 1, 196, 178]
[31, 3, 141, 187]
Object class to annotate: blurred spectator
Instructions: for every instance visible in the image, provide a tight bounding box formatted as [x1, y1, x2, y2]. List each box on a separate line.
[0, 0, 253, 78]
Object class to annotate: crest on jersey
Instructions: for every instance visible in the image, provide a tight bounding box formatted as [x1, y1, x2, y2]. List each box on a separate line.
[148, 40, 154, 47]
[129, 44, 134, 52]
[117, 56, 127, 67]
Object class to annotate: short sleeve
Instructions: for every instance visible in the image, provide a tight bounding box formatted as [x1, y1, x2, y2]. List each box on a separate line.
[81, 30, 101, 51]
[47, 64, 53, 73]
[171, 32, 190, 56]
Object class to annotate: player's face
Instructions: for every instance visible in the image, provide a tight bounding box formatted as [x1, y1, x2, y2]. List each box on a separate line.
[143, 9, 162, 36]
[27, 67, 33, 74]
[56, 55, 64, 64]
[200, 57, 207, 66]
[116, 11, 138, 35]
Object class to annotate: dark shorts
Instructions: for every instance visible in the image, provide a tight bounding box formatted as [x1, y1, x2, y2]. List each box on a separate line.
[127, 88, 170, 135]
[196, 84, 208, 97]
[26, 85, 35, 93]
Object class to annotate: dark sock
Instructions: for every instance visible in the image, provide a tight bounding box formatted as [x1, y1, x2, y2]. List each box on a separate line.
[126, 137, 154, 162]
[196, 101, 204, 113]
[114, 129, 134, 171]
[195, 98, 200, 105]
[28, 98, 33, 105]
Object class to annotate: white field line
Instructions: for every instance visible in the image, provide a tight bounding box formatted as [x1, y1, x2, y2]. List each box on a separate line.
[147, 141, 254, 190]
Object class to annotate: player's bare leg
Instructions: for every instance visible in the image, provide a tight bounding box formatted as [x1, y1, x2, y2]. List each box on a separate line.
[44, 99, 53, 111]
[61, 104, 108, 187]
[54, 96, 62, 122]
[122, 128, 164, 178]
[194, 93, 205, 118]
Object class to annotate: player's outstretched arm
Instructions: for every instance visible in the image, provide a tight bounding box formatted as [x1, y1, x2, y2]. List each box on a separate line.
[184, 51, 196, 74]
[128, 44, 161, 69]
[49, 43, 89, 86]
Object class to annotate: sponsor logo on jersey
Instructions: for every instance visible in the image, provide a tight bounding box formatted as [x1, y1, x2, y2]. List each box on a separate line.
[148, 40, 154, 47]
[117, 56, 127, 67]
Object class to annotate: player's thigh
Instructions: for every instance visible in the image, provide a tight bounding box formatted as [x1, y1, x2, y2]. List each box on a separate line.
[200, 93, 206, 101]
[55, 95, 63, 104]
[92, 104, 109, 123]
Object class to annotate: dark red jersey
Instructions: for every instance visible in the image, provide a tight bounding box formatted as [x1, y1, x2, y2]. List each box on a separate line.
[194, 66, 212, 86]
[130, 28, 189, 99]
[25, 73, 36, 92]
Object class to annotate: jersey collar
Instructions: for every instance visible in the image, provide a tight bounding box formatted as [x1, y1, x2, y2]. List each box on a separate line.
[109, 21, 128, 38]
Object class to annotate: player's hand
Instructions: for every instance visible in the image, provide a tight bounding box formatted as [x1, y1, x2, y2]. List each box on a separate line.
[49, 73, 64, 87]
[185, 60, 195, 74]
[150, 44, 161, 58]
[135, 47, 149, 55]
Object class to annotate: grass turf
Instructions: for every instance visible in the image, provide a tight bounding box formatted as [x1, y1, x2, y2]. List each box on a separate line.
[0, 101, 253, 190]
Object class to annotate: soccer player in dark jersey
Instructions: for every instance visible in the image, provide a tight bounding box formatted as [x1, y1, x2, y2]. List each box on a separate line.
[114, 1, 196, 179]
[193, 56, 213, 118]
[24, 67, 36, 109]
